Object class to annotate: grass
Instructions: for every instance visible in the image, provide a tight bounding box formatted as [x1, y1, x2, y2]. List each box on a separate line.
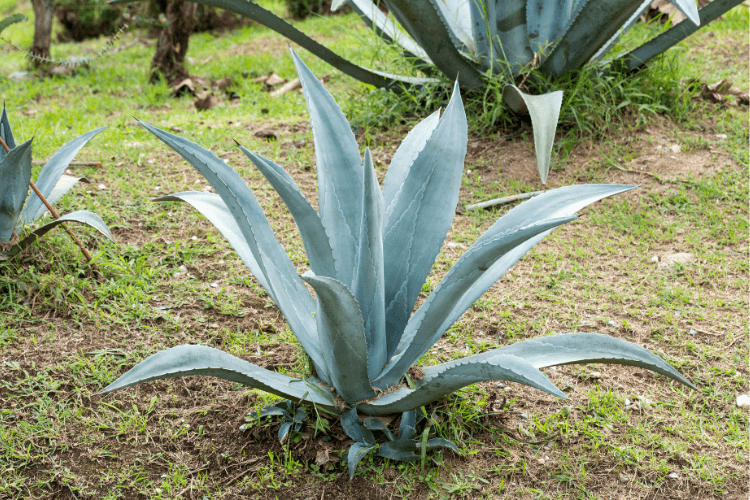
[0, 1, 748, 499]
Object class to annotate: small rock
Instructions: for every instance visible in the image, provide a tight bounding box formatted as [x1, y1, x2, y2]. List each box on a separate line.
[210, 283, 218, 288]
[670, 144, 681, 153]
[736, 394, 750, 407]
[689, 330, 697, 335]
[8, 71, 30, 80]
[466, 169, 472, 175]
[98, 184, 107, 190]
[154, 186, 161, 191]
[496, 383, 504, 388]
[624, 398, 631, 406]
[658, 252, 695, 271]
[715, 133, 728, 140]
[619, 473, 629, 483]
[589, 371, 602, 379]
[674, 311, 681, 317]
[668, 472, 679, 479]
[537, 458, 545, 465]
[651, 256, 659, 263]
[519, 413, 529, 420]
[637, 396, 652, 410]
[191, 236, 198, 241]
[607, 320, 615, 327]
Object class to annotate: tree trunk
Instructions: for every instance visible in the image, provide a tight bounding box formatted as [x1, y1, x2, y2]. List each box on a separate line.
[149, 0, 197, 85]
[30, 0, 54, 68]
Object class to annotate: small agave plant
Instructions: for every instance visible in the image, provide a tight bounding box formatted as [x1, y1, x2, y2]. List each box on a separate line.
[0, 106, 113, 256]
[102, 50, 693, 477]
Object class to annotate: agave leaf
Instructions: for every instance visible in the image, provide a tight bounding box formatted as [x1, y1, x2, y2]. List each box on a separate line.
[591, 0, 652, 62]
[363, 417, 395, 441]
[301, 273, 375, 402]
[397, 409, 417, 440]
[362, 353, 566, 415]
[541, 0, 655, 77]
[377, 439, 420, 462]
[382, 82, 467, 359]
[421, 437, 459, 454]
[101, 345, 337, 409]
[341, 0, 432, 64]
[381, 109, 440, 226]
[239, 148, 336, 279]
[620, 0, 742, 73]
[19, 127, 106, 226]
[291, 48, 363, 289]
[108, 0, 435, 88]
[495, 332, 695, 388]
[377, 215, 577, 388]
[347, 442, 376, 479]
[154, 192, 271, 294]
[431, 0, 476, 52]
[382, 0, 484, 89]
[137, 121, 326, 381]
[526, 0, 585, 56]
[0, 138, 32, 242]
[9, 209, 113, 254]
[250, 406, 291, 420]
[502, 86, 563, 184]
[0, 105, 16, 161]
[42, 174, 84, 211]
[279, 421, 294, 442]
[494, 0, 536, 74]
[341, 407, 376, 444]
[668, 0, 701, 26]
[351, 148, 387, 376]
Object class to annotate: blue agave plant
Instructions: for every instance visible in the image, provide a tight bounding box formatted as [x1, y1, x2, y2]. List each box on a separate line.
[0, 106, 113, 256]
[101, 50, 693, 477]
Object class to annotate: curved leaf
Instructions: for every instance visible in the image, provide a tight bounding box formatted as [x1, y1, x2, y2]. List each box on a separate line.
[137, 121, 325, 382]
[347, 442, 376, 479]
[541, 0, 648, 77]
[100, 345, 337, 409]
[19, 127, 106, 225]
[362, 353, 566, 415]
[591, 0, 652, 62]
[43, 174, 84, 210]
[620, 0, 743, 72]
[12, 209, 113, 253]
[502, 86, 563, 184]
[278, 421, 294, 442]
[352, 148, 387, 375]
[526, 0, 584, 56]
[382, 0, 484, 89]
[154, 192, 271, 293]
[0, 105, 16, 161]
[301, 273, 375, 402]
[495, 332, 695, 388]
[341, 407, 376, 444]
[239, 148, 336, 279]
[291, 48, 362, 289]
[343, 0, 432, 64]
[0, 13, 27, 36]
[382, 82, 467, 359]
[0, 138, 32, 242]
[363, 417, 394, 441]
[397, 409, 417, 440]
[421, 437, 459, 454]
[377, 215, 576, 387]
[155, 0, 434, 89]
[377, 439, 419, 462]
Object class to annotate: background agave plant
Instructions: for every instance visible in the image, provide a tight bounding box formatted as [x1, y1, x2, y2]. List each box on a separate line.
[113, 0, 742, 182]
[0, 106, 113, 256]
[101, 49, 694, 477]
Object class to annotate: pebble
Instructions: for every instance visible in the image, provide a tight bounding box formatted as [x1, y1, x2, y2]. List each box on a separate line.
[670, 144, 681, 153]
[619, 473, 629, 483]
[668, 472, 680, 479]
[736, 394, 750, 407]
[496, 383, 504, 388]
[98, 184, 107, 190]
[210, 283, 218, 288]
[689, 329, 697, 335]
[9, 71, 30, 80]
[624, 398, 631, 406]
[607, 320, 615, 327]
[651, 256, 659, 263]
[590, 372, 602, 379]
[715, 133, 728, 140]
[519, 413, 529, 420]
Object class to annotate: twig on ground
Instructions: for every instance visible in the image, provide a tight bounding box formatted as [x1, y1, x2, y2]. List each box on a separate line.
[466, 191, 545, 212]
[32, 160, 102, 167]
